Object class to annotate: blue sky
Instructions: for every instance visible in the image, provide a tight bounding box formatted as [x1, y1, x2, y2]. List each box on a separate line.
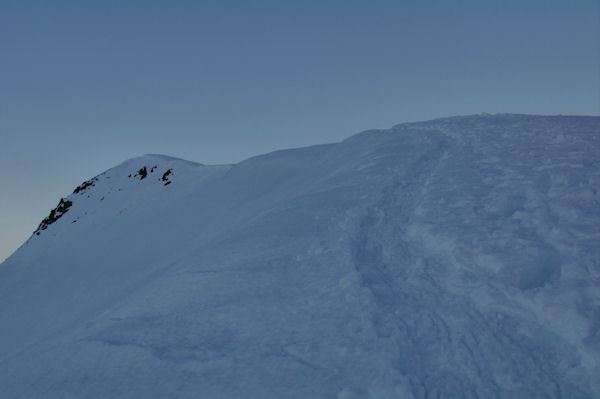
[1, 0, 599, 261]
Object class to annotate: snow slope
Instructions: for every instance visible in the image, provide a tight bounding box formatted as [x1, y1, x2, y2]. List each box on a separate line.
[1, 114, 599, 398]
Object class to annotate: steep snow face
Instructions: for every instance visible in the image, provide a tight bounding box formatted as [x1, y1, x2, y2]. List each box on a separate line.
[1, 115, 599, 398]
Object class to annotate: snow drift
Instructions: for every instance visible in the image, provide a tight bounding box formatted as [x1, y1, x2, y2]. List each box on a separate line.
[1, 114, 599, 398]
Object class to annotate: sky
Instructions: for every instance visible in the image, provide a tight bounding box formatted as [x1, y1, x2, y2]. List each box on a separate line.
[1, 0, 599, 262]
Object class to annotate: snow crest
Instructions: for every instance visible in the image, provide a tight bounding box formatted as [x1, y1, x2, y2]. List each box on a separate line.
[1, 115, 599, 398]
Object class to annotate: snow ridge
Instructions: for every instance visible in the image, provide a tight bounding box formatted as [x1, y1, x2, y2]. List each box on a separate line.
[1, 115, 599, 399]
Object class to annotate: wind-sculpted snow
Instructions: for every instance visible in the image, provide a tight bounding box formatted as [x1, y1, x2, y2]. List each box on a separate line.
[1, 115, 599, 398]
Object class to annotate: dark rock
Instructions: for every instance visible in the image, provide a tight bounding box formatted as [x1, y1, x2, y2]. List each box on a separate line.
[138, 167, 148, 180]
[73, 179, 95, 194]
[33, 198, 73, 236]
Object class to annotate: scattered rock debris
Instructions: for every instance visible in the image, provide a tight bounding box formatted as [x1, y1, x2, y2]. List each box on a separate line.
[35, 163, 177, 238]
[129, 166, 173, 186]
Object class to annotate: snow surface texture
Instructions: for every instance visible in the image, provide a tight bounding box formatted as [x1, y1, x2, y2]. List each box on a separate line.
[1, 114, 599, 398]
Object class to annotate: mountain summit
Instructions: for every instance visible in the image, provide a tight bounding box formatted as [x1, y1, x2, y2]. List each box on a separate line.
[1, 114, 599, 398]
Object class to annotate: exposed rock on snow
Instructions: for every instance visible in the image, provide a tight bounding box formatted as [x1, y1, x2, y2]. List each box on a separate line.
[33, 198, 73, 235]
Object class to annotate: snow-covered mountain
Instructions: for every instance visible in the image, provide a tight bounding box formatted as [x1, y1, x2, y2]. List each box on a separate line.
[1, 114, 599, 398]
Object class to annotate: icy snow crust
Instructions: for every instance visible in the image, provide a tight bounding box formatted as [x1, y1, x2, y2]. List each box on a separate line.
[1, 114, 599, 398]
